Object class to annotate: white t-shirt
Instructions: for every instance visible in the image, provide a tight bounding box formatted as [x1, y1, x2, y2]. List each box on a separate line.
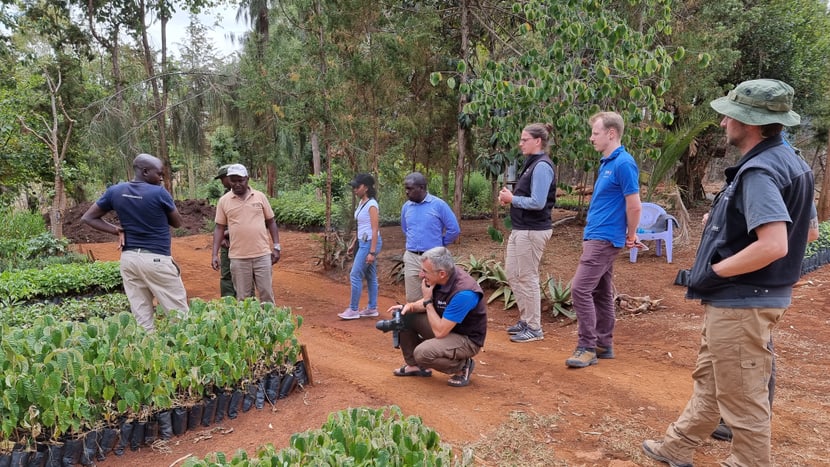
[355, 198, 380, 241]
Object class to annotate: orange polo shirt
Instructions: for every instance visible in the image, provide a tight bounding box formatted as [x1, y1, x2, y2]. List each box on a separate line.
[215, 189, 275, 259]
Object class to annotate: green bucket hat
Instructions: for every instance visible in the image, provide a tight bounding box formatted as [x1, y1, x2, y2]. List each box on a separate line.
[710, 79, 800, 126]
[214, 164, 231, 180]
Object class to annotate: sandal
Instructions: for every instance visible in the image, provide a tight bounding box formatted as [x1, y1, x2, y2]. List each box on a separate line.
[393, 366, 432, 377]
[447, 358, 475, 387]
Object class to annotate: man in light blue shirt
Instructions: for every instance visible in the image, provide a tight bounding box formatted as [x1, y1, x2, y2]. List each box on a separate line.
[400, 172, 461, 302]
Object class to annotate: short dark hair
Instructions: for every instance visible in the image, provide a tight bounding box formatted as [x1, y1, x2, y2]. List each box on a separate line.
[760, 123, 784, 139]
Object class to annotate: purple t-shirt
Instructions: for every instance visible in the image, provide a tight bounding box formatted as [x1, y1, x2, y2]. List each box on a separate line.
[97, 181, 176, 255]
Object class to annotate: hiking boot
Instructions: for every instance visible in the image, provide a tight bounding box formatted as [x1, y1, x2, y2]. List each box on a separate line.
[711, 420, 733, 441]
[338, 308, 361, 320]
[509, 327, 544, 343]
[506, 320, 528, 335]
[596, 344, 615, 359]
[358, 307, 379, 318]
[565, 347, 598, 368]
[641, 440, 693, 467]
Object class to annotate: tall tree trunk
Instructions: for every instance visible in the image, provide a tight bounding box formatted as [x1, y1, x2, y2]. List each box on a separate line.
[818, 132, 830, 221]
[21, 72, 74, 238]
[453, 0, 470, 225]
[311, 129, 322, 201]
[138, 0, 172, 192]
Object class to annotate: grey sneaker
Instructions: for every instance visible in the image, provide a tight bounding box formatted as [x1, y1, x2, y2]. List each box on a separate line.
[641, 440, 693, 467]
[358, 307, 379, 317]
[510, 327, 544, 343]
[596, 344, 615, 359]
[506, 320, 528, 335]
[565, 347, 598, 368]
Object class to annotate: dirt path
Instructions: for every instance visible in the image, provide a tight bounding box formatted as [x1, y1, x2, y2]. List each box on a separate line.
[76, 214, 830, 466]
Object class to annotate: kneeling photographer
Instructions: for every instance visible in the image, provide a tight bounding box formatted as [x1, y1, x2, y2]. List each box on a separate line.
[384, 247, 487, 387]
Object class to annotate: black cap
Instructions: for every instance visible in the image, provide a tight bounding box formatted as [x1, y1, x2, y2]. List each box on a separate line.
[349, 173, 375, 188]
[214, 164, 231, 180]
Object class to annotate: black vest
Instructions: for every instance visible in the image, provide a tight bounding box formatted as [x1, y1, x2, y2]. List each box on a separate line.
[686, 135, 814, 303]
[510, 153, 556, 230]
[433, 266, 488, 347]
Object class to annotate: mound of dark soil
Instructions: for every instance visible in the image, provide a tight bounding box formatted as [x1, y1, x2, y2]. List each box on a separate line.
[61, 199, 215, 244]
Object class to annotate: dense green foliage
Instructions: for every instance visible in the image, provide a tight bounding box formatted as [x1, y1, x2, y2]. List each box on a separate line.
[272, 188, 341, 230]
[182, 406, 463, 466]
[0, 293, 129, 328]
[0, 262, 122, 305]
[804, 220, 830, 258]
[0, 298, 302, 442]
[0, 0, 828, 247]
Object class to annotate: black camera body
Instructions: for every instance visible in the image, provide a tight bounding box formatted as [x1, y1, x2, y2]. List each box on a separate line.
[375, 307, 406, 348]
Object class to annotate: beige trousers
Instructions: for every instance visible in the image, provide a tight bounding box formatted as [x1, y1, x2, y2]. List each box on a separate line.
[505, 229, 551, 330]
[659, 304, 785, 466]
[120, 250, 189, 332]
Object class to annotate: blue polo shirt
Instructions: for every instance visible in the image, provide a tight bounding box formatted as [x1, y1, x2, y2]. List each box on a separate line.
[583, 146, 640, 247]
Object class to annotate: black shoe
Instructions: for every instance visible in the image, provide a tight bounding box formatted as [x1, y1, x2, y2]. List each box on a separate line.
[711, 421, 733, 441]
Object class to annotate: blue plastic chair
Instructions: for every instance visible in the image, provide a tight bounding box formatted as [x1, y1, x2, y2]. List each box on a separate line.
[630, 202, 675, 263]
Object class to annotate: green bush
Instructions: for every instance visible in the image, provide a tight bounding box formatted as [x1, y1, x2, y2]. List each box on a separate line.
[0, 298, 303, 442]
[462, 171, 492, 216]
[272, 187, 344, 230]
[183, 406, 465, 466]
[0, 209, 85, 271]
[0, 293, 130, 328]
[0, 261, 122, 304]
[804, 220, 830, 258]
[0, 207, 46, 239]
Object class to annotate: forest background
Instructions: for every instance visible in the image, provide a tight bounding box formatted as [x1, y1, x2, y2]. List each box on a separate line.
[1, 0, 830, 257]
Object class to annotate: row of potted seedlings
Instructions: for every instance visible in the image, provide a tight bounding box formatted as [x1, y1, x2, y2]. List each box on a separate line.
[0, 298, 304, 467]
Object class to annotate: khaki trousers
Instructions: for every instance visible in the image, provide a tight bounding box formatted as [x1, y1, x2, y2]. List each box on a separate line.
[660, 304, 785, 466]
[505, 229, 551, 330]
[230, 254, 275, 304]
[403, 250, 425, 302]
[120, 250, 189, 332]
[399, 313, 480, 374]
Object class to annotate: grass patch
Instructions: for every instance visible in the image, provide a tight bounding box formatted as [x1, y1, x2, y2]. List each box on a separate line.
[464, 410, 566, 466]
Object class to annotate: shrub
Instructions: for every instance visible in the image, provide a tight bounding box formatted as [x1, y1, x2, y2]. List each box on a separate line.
[0, 261, 122, 304]
[182, 406, 464, 466]
[0, 209, 83, 271]
[0, 293, 130, 328]
[462, 171, 492, 216]
[272, 187, 344, 230]
[0, 298, 303, 443]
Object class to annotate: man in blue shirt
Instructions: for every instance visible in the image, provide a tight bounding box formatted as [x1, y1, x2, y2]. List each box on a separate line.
[82, 154, 190, 332]
[566, 111, 641, 368]
[400, 172, 461, 302]
[387, 247, 486, 388]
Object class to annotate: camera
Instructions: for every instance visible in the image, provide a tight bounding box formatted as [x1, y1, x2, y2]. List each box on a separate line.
[375, 307, 406, 348]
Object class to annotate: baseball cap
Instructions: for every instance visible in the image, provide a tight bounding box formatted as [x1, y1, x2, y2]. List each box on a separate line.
[226, 164, 248, 177]
[214, 164, 231, 180]
[710, 79, 801, 126]
[349, 173, 375, 188]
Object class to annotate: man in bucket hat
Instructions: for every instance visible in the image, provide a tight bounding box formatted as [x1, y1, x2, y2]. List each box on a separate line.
[642, 79, 815, 467]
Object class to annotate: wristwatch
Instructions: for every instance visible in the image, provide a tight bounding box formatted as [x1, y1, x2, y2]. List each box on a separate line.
[369, 251, 377, 255]
[273, 243, 281, 251]
[422, 299, 433, 307]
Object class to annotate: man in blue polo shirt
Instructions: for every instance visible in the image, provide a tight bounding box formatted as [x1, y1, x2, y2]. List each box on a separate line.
[82, 153, 190, 332]
[400, 172, 461, 302]
[566, 111, 642, 368]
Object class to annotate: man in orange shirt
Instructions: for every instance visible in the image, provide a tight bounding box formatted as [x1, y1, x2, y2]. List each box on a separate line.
[211, 164, 281, 303]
